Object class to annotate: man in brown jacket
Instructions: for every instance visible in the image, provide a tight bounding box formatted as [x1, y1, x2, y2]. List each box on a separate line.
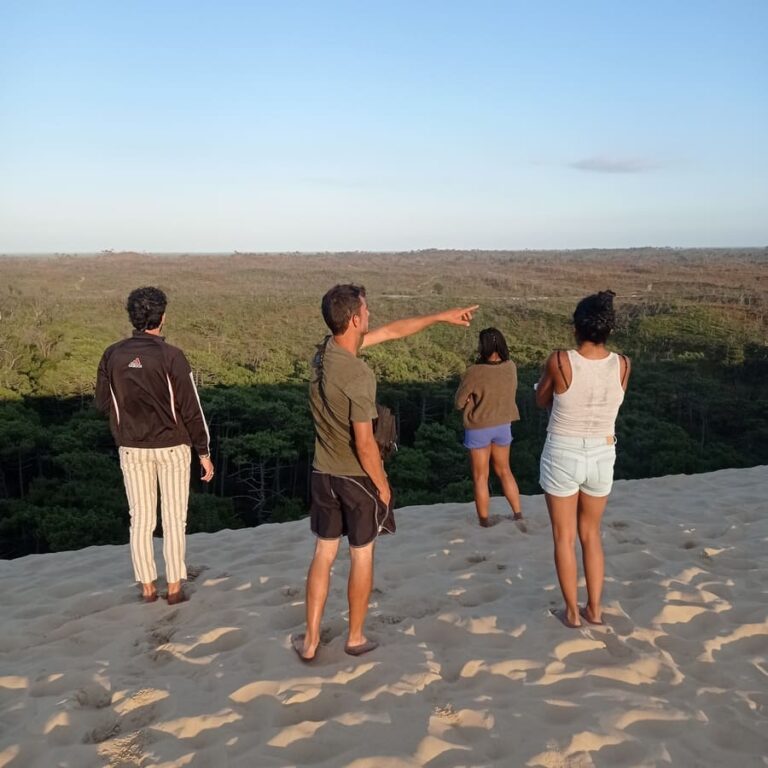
[96, 287, 214, 604]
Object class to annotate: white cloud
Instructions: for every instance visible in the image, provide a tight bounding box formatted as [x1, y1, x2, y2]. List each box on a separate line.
[569, 155, 659, 174]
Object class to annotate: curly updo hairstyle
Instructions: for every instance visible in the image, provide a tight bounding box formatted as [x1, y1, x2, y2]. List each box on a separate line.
[126, 287, 167, 332]
[477, 327, 510, 363]
[573, 290, 616, 345]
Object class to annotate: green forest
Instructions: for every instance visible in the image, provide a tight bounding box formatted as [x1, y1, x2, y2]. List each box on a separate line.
[1, 249, 766, 558]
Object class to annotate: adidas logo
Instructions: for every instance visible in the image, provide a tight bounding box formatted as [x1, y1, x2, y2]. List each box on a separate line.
[128, 357, 143, 369]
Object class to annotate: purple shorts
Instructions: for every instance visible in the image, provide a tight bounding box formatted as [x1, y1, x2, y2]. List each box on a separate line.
[463, 423, 513, 450]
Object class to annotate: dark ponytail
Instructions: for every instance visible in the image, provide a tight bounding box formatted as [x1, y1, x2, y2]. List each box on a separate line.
[477, 327, 510, 363]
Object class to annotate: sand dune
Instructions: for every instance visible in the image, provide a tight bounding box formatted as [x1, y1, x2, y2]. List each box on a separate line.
[1, 466, 767, 767]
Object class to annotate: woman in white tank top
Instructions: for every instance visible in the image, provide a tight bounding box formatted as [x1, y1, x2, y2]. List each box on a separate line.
[535, 291, 631, 629]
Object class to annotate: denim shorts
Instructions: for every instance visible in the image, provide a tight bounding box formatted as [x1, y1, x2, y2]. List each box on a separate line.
[539, 433, 617, 497]
[463, 423, 513, 450]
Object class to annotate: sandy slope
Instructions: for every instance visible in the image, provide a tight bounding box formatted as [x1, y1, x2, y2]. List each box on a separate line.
[1, 466, 767, 768]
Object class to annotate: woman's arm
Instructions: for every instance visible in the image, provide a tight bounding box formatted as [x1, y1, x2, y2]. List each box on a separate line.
[535, 353, 559, 409]
[454, 369, 474, 410]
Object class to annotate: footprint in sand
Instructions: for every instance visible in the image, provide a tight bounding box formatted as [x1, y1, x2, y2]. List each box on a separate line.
[186, 627, 248, 658]
[147, 625, 177, 648]
[82, 716, 120, 744]
[269, 604, 307, 630]
[373, 613, 406, 625]
[185, 564, 208, 581]
[454, 583, 507, 607]
[75, 682, 112, 709]
[30, 671, 92, 698]
[599, 631, 636, 659]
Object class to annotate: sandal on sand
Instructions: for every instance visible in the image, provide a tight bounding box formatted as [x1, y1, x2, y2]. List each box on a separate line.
[291, 634, 317, 663]
[166, 591, 188, 606]
[580, 606, 605, 626]
[344, 639, 379, 656]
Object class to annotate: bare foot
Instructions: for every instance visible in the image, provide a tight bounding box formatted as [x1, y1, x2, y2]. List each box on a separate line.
[580, 605, 605, 625]
[291, 633, 319, 661]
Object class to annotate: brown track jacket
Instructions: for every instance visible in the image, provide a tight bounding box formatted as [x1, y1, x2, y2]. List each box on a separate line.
[95, 331, 210, 456]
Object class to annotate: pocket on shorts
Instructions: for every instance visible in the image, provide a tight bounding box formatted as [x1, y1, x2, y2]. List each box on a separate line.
[596, 448, 617, 485]
[547, 449, 580, 480]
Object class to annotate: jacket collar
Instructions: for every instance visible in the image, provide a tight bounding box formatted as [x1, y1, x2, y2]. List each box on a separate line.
[132, 330, 165, 341]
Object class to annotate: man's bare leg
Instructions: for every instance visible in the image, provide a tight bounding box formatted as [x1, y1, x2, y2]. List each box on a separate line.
[302, 538, 340, 658]
[545, 491, 581, 627]
[490, 443, 522, 518]
[347, 541, 374, 647]
[577, 492, 609, 623]
[469, 446, 492, 524]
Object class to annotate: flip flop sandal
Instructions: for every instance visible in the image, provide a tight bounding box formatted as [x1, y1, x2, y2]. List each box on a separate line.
[344, 639, 379, 656]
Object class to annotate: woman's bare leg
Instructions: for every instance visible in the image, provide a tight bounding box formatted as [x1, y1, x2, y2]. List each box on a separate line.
[577, 492, 609, 623]
[469, 446, 492, 525]
[490, 443, 522, 518]
[545, 491, 581, 626]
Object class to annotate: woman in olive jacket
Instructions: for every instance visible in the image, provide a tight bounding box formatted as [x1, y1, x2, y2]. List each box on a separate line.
[455, 328, 522, 527]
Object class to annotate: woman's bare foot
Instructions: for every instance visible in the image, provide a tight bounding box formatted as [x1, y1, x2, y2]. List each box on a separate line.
[580, 605, 604, 625]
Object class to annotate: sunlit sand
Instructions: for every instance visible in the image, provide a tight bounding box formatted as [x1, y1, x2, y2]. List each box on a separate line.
[0, 466, 766, 767]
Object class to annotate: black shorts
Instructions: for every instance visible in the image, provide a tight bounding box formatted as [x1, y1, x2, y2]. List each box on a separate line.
[310, 471, 393, 547]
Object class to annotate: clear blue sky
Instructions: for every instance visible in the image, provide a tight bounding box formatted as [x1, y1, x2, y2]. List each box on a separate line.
[1, 1, 766, 251]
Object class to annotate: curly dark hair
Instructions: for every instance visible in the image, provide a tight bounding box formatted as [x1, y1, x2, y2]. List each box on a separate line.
[126, 287, 167, 331]
[321, 284, 366, 335]
[573, 290, 616, 344]
[477, 327, 510, 363]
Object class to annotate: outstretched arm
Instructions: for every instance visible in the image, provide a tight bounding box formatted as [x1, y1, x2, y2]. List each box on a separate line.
[361, 305, 479, 348]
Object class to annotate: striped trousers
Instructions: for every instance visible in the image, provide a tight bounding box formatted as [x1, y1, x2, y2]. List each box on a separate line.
[119, 445, 191, 584]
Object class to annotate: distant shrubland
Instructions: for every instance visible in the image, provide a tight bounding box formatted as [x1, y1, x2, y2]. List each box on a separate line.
[0, 249, 766, 556]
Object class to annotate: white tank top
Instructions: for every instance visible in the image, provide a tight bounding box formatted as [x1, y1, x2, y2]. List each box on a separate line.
[548, 350, 625, 437]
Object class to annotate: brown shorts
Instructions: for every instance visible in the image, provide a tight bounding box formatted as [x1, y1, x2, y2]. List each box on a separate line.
[310, 471, 394, 547]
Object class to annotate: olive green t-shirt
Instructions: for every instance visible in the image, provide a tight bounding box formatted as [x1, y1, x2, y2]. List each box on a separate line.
[309, 337, 378, 476]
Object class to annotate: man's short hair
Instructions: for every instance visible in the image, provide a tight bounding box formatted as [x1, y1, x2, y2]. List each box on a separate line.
[321, 284, 366, 335]
[126, 287, 167, 331]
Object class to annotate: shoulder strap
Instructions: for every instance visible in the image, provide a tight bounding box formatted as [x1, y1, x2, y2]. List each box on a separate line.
[556, 350, 570, 389]
[315, 336, 335, 413]
[619, 354, 629, 387]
